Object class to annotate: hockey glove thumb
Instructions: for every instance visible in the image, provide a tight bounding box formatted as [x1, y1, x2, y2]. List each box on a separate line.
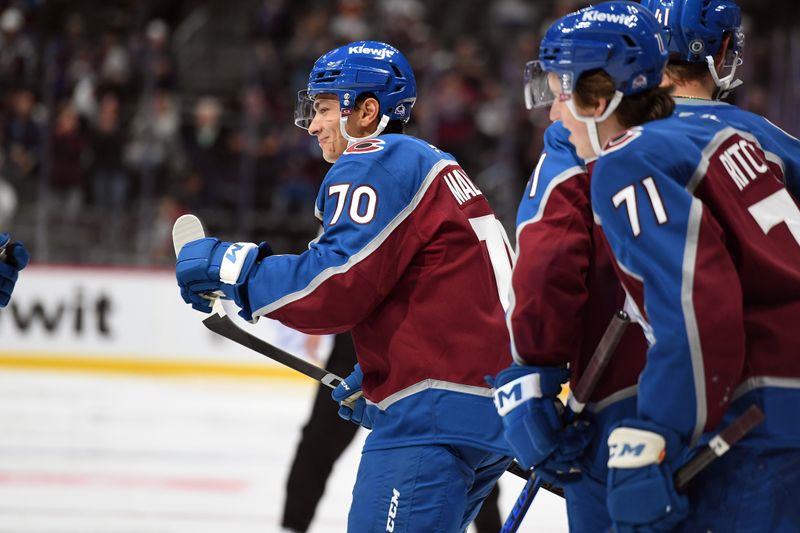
[331, 364, 375, 430]
[0, 235, 29, 308]
[606, 419, 689, 532]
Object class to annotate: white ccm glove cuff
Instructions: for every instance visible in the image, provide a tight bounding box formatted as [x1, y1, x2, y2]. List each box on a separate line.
[493, 373, 544, 417]
[607, 427, 666, 469]
[219, 242, 258, 285]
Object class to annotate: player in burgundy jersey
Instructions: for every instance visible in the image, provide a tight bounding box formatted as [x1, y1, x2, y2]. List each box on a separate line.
[492, 26, 655, 533]
[176, 41, 514, 532]
[516, 1, 800, 531]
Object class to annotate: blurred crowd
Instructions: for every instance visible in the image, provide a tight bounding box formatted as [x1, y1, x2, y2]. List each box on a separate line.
[0, 0, 797, 265]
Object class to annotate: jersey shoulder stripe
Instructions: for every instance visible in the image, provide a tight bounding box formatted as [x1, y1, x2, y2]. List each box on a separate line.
[517, 122, 586, 228]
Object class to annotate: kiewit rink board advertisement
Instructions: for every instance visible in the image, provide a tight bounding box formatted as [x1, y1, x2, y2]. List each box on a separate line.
[0, 265, 330, 370]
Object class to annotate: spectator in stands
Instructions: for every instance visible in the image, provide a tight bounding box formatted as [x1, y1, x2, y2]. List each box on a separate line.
[229, 85, 281, 212]
[178, 96, 232, 210]
[132, 19, 176, 91]
[125, 88, 181, 197]
[0, 7, 36, 90]
[89, 92, 129, 244]
[50, 102, 88, 225]
[97, 31, 133, 99]
[2, 88, 40, 201]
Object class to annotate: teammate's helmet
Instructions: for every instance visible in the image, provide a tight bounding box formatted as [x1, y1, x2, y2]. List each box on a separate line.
[529, 1, 668, 109]
[294, 41, 417, 130]
[639, 0, 743, 62]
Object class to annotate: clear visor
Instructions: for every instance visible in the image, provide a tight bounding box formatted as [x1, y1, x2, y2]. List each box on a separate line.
[294, 89, 315, 129]
[523, 61, 554, 110]
[523, 62, 574, 110]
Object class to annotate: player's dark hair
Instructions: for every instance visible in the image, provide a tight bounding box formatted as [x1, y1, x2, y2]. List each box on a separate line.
[356, 93, 405, 134]
[573, 69, 675, 128]
[665, 59, 710, 85]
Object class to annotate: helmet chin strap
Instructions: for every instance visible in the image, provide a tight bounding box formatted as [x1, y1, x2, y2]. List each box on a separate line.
[705, 54, 743, 100]
[340, 115, 390, 147]
[565, 90, 623, 157]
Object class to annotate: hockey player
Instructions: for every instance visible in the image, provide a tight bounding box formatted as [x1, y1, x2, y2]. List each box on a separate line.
[0, 233, 29, 308]
[175, 41, 514, 532]
[517, 1, 800, 531]
[641, 0, 800, 199]
[492, 70, 650, 533]
[491, 4, 658, 532]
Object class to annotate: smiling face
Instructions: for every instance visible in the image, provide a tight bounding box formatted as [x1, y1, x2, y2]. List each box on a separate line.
[547, 73, 596, 160]
[307, 95, 350, 163]
[307, 94, 382, 163]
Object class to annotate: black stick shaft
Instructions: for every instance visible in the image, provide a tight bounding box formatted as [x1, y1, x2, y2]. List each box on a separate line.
[202, 313, 345, 389]
[674, 404, 765, 490]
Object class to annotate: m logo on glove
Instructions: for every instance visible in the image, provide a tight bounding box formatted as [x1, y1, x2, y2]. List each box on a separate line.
[225, 243, 244, 263]
[493, 373, 543, 416]
[219, 242, 258, 285]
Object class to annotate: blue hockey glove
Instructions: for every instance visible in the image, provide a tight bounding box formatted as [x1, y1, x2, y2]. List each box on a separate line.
[331, 364, 376, 430]
[492, 364, 593, 484]
[606, 419, 689, 532]
[175, 237, 272, 318]
[0, 234, 30, 308]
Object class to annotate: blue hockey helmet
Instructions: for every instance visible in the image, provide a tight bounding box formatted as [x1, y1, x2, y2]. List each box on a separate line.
[294, 41, 417, 132]
[524, 1, 668, 110]
[639, 0, 743, 97]
[639, 0, 743, 62]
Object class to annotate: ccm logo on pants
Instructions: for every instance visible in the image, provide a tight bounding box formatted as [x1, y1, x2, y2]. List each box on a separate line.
[386, 488, 400, 532]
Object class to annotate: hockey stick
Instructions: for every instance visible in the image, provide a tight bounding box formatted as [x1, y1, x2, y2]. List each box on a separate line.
[673, 403, 764, 490]
[501, 309, 630, 533]
[506, 461, 565, 496]
[504, 403, 764, 500]
[172, 214, 355, 390]
[202, 312, 348, 388]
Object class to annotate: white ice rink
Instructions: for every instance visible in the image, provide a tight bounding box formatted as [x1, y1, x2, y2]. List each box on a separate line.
[0, 368, 568, 533]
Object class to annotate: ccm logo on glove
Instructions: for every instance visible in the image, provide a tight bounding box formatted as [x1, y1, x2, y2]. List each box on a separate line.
[607, 427, 666, 468]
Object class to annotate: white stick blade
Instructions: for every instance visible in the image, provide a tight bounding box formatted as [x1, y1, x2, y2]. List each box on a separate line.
[172, 214, 206, 258]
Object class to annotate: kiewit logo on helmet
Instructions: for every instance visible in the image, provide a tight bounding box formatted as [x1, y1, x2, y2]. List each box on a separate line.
[349, 44, 396, 60]
[582, 9, 638, 28]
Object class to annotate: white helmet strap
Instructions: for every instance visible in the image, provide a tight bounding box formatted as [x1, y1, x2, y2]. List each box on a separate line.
[705, 53, 743, 100]
[565, 90, 624, 157]
[340, 114, 390, 147]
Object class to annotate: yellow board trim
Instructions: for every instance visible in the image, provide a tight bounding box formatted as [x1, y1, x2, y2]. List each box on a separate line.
[0, 352, 311, 381]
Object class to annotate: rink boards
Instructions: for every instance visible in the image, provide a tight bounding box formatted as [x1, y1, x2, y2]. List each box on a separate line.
[0, 265, 330, 378]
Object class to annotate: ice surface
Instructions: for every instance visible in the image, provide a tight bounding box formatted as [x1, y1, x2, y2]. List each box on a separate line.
[0, 369, 567, 532]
